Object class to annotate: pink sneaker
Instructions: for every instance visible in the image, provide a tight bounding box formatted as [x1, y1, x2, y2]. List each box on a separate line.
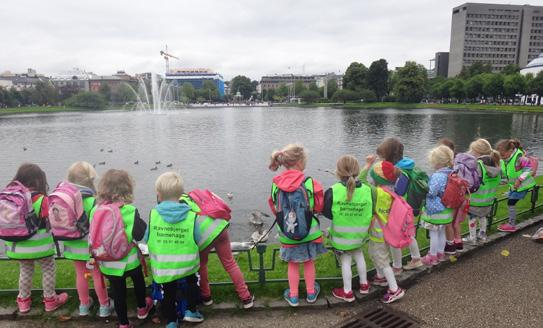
[359, 283, 370, 295]
[331, 288, 355, 302]
[498, 223, 517, 232]
[44, 293, 68, 312]
[421, 254, 438, 266]
[136, 297, 154, 320]
[437, 252, 447, 262]
[119, 324, 135, 328]
[17, 296, 31, 313]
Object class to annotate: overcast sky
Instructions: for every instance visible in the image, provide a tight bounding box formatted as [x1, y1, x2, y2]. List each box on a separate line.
[0, 0, 535, 80]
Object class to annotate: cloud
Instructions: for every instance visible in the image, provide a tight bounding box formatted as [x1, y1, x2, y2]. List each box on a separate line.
[0, 0, 534, 80]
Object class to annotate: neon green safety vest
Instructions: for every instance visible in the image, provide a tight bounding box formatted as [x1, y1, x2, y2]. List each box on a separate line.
[63, 196, 95, 261]
[421, 207, 453, 225]
[501, 148, 536, 192]
[470, 161, 500, 207]
[369, 187, 392, 243]
[147, 209, 200, 283]
[179, 194, 230, 251]
[6, 196, 56, 260]
[95, 204, 140, 277]
[328, 182, 372, 251]
[271, 178, 323, 245]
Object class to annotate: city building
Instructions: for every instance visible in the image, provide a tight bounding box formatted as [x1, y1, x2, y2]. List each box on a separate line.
[448, 3, 543, 77]
[259, 74, 317, 92]
[165, 68, 225, 97]
[89, 70, 136, 93]
[50, 68, 96, 95]
[0, 69, 49, 91]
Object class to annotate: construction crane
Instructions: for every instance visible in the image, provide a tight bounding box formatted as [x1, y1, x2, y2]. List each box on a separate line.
[160, 45, 179, 74]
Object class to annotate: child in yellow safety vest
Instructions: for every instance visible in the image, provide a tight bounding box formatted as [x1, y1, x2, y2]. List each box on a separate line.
[323, 155, 372, 303]
[495, 139, 536, 233]
[359, 158, 406, 304]
[145, 172, 203, 326]
[463, 140, 502, 244]
[6, 163, 68, 313]
[94, 169, 152, 328]
[64, 161, 113, 317]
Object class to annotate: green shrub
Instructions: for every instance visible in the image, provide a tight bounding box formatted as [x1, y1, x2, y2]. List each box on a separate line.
[64, 92, 107, 110]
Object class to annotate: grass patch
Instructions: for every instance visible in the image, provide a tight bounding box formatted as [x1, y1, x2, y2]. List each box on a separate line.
[0, 106, 124, 116]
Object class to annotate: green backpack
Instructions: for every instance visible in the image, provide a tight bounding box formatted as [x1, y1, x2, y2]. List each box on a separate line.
[402, 168, 429, 217]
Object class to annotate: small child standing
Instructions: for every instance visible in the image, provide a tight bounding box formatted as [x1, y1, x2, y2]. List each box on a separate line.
[64, 161, 113, 317]
[323, 155, 372, 302]
[464, 140, 501, 244]
[146, 172, 203, 327]
[268, 144, 327, 307]
[420, 145, 455, 266]
[93, 169, 152, 328]
[360, 159, 405, 304]
[4, 163, 68, 313]
[496, 139, 536, 232]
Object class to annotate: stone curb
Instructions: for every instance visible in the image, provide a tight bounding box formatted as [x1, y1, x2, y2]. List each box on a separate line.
[1, 214, 542, 322]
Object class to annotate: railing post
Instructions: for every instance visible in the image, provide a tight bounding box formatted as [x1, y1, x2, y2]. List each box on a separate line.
[530, 186, 540, 213]
[256, 244, 267, 285]
[488, 199, 498, 229]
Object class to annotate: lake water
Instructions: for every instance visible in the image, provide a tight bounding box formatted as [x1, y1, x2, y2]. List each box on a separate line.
[0, 106, 542, 242]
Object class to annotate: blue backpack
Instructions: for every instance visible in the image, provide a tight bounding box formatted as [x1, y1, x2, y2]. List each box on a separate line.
[274, 178, 313, 241]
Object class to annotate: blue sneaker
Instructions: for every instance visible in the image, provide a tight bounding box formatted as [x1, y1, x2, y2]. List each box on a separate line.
[283, 289, 299, 307]
[98, 298, 114, 318]
[183, 310, 204, 323]
[166, 321, 178, 328]
[306, 282, 320, 303]
[79, 297, 94, 316]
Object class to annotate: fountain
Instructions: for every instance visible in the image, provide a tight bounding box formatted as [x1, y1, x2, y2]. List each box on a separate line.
[126, 73, 176, 113]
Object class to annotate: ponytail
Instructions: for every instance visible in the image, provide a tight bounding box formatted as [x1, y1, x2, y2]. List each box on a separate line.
[268, 150, 283, 171]
[346, 175, 356, 201]
[269, 144, 307, 171]
[491, 150, 501, 167]
[496, 138, 523, 152]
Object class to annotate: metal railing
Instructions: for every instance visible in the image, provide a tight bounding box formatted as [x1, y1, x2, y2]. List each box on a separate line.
[0, 186, 541, 291]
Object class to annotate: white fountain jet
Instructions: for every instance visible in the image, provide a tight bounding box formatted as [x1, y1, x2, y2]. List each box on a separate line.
[125, 73, 175, 113]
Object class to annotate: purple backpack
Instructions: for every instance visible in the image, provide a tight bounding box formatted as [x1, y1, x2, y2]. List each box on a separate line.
[454, 153, 481, 193]
[0, 181, 41, 241]
[48, 182, 88, 240]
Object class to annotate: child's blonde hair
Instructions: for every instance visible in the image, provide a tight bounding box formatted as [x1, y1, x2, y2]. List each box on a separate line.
[469, 138, 492, 157]
[97, 169, 135, 203]
[67, 161, 97, 191]
[336, 155, 360, 201]
[428, 145, 454, 170]
[269, 143, 307, 171]
[155, 172, 184, 201]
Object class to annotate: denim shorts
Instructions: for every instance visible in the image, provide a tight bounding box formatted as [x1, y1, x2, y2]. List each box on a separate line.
[280, 243, 327, 263]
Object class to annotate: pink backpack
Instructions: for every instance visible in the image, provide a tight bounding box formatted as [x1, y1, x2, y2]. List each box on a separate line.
[188, 189, 232, 220]
[88, 202, 132, 261]
[527, 156, 539, 178]
[381, 187, 416, 248]
[442, 173, 470, 209]
[48, 182, 89, 240]
[0, 181, 40, 241]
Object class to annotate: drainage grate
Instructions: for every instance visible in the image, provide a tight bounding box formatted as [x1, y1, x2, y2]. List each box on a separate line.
[335, 305, 421, 328]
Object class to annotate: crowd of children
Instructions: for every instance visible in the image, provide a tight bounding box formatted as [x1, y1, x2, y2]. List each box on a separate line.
[0, 136, 537, 328]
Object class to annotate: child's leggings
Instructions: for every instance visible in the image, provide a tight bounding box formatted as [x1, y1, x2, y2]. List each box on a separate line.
[106, 266, 147, 326]
[390, 237, 421, 269]
[288, 260, 315, 298]
[18, 257, 56, 299]
[429, 225, 447, 256]
[508, 198, 521, 225]
[199, 230, 251, 301]
[468, 216, 488, 239]
[73, 260, 109, 306]
[339, 248, 367, 293]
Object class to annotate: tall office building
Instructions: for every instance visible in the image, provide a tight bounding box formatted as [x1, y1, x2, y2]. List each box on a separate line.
[448, 3, 543, 77]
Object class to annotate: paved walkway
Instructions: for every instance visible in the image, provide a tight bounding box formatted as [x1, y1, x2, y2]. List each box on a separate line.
[2, 225, 542, 328]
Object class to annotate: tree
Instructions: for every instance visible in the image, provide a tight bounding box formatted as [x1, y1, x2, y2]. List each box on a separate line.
[503, 73, 526, 101]
[343, 62, 368, 91]
[299, 90, 320, 103]
[276, 84, 288, 98]
[359, 89, 377, 102]
[112, 83, 137, 103]
[459, 61, 493, 79]
[65, 92, 107, 109]
[181, 82, 195, 102]
[367, 59, 389, 99]
[308, 82, 319, 92]
[449, 79, 465, 102]
[465, 74, 485, 100]
[325, 79, 338, 99]
[331, 89, 360, 103]
[230, 75, 254, 99]
[501, 64, 520, 75]
[482, 73, 504, 101]
[263, 88, 275, 101]
[294, 80, 306, 95]
[98, 83, 111, 102]
[531, 71, 543, 97]
[202, 80, 220, 101]
[393, 61, 428, 103]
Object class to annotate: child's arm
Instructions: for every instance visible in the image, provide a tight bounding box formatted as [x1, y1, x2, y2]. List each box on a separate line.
[515, 156, 533, 189]
[359, 155, 377, 183]
[322, 187, 333, 220]
[132, 209, 147, 242]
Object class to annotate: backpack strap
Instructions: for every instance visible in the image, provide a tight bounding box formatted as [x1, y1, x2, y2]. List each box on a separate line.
[303, 177, 314, 212]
